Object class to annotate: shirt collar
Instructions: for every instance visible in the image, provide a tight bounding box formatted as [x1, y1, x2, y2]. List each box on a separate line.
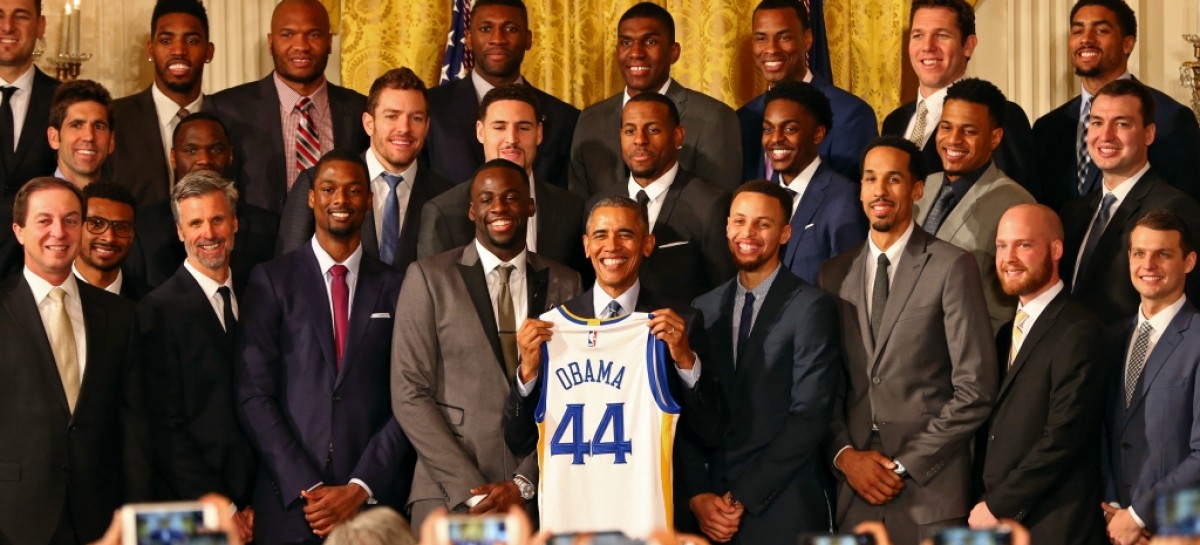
[781, 155, 822, 189]
[622, 79, 672, 107]
[945, 160, 992, 202]
[71, 263, 124, 295]
[474, 239, 528, 278]
[1016, 280, 1063, 325]
[366, 147, 418, 183]
[593, 279, 641, 317]
[1138, 293, 1187, 331]
[0, 64, 35, 91]
[274, 71, 330, 112]
[24, 266, 80, 303]
[311, 236, 364, 276]
[183, 259, 234, 300]
[627, 161, 679, 202]
[868, 221, 916, 266]
[471, 70, 525, 103]
[737, 263, 782, 299]
[1081, 71, 1132, 107]
[150, 84, 203, 129]
[917, 85, 950, 109]
[1103, 162, 1151, 198]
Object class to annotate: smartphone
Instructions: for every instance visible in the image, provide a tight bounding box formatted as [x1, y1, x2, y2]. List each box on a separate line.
[932, 527, 1012, 545]
[548, 532, 646, 545]
[119, 501, 220, 545]
[435, 513, 520, 545]
[1158, 487, 1200, 536]
[798, 533, 876, 545]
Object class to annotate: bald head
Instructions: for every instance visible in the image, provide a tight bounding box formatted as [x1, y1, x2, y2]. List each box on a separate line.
[268, 0, 332, 94]
[996, 204, 1064, 302]
[271, 0, 330, 25]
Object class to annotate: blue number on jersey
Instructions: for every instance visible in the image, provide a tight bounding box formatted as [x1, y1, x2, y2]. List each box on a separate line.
[550, 403, 633, 465]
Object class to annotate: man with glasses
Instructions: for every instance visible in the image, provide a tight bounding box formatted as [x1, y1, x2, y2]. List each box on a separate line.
[72, 182, 146, 299]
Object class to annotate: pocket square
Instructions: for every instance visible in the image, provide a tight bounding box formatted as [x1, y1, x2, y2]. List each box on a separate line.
[804, 223, 814, 230]
[370, 312, 391, 319]
[658, 241, 689, 249]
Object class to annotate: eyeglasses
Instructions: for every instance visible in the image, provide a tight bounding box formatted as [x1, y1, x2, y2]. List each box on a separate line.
[84, 216, 133, 238]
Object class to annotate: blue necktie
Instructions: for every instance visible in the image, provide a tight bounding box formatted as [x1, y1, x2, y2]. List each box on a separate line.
[379, 173, 403, 265]
[1074, 192, 1117, 292]
[737, 292, 755, 360]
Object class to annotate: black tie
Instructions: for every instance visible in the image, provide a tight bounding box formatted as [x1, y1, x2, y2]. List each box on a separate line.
[0, 86, 17, 172]
[217, 286, 237, 337]
[636, 189, 650, 209]
[922, 184, 956, 234]
[1075, 192, 1117, 292]
[871, 254, 890, 339]
[737, 292, 755, 361]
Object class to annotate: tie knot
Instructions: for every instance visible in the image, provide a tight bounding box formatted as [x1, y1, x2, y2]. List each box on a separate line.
[937, 183, 955, 201]
[0, 86, 16, 100]
[177, 107, 190, 120]
[1138, 321, 1153, 336]
[296, 97, 314, 113]
[1100, 192, 1117, 209]
[636, 190, 650, 208]
[916, 100, 928, 115]
[382, 173, 404, 190]
[744, 291, 756, 306]
[496, 263, 515, 282]
[603, 300, 624, 319]
[1014, 309, 1029, 330]
[49, 286, 66, 303]
[329, 264, 348, 278]
[217, 285, 231, 298]
[877, 253, 891, 268]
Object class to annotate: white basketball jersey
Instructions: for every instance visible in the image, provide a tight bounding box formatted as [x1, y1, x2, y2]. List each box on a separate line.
[534, 307, 680, 538]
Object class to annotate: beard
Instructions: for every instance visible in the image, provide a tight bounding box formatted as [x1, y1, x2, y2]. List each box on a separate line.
[1000, 255, 1054, 297]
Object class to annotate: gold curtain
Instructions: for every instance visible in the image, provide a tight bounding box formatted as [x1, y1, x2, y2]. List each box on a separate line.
[340, 0, 914, 120]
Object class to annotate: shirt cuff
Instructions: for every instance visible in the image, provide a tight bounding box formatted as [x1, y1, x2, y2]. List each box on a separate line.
[1129, 505, 1146, 529]
[675, 354, 700, 388]
[833, 445, 853, 471]
[516, 373, 539, 397]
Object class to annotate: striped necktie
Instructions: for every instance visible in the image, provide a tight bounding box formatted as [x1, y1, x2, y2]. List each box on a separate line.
[295, 97, 320, 178]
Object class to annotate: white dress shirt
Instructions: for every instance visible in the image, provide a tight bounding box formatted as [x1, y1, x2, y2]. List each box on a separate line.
[26, 268, 87, 376]
[626, 161, 679, 232]
[0, 65, 36, 152]
[151, 84, 203, 184]
[1071, 162, 1150, 286]
[622, 79, 672, 107]
[367, 150, 418, 246]
[864, 222, 915, 318]
[781, 156, 822, 218]
[72, 263, 124, 295]
[1012, 281, 1064, 355]
[182, 260, 238, 331]
[475, 239, 530, 330]
[904, 85, 949, 148]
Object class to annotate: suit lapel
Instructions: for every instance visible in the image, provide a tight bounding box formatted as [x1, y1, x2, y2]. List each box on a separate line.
[457, 80, 486, 167]
[998, 292, 1066, 397]
[710, 283, 737, 383]
[1, 277, 68, 413]
[938, 164, 1002, 239]
[457, 244, 506, 371]
[295, 245, 337, 371]
[784, 166, 830, 268]
[337, 258, 382, 387]
[11, 70, 52, 173]
[526, 256, 549, 317]
[360, 209, 380, 259]
[735, 272, 796, 383]
[654, 173, 686, 237]
[1124, 304, 1196, 421]
[846, 245, 875, 357]
[872, 229, 932, 369]
[75, 284, 111, 418]
[1078, 175, 1154, 289]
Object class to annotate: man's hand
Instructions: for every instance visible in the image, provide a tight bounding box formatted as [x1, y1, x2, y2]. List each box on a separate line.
[516, 319, 554, 383]
[968, 501, 999, 529]
[233, 506, 254, 543]
[688, 493, 742, 542]
[649, 309, 694, 368]
[468, 481, 526, 514]
[1106, 507, 1147, 545]
[836, 448, 904, 505]
[301, 484, 368, 537]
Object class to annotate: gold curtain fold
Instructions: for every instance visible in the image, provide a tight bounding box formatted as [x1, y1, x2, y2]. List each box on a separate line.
[340, 0, 910, 122]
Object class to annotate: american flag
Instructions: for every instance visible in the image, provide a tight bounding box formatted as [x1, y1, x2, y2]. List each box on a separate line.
[439, 0, 475, 84]
[802, 0, 832, 81]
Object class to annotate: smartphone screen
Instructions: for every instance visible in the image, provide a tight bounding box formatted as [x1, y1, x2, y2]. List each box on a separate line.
[446, 515, 509, 545]
[799, 534, 876, 545]
[932, 527, 1012, 545]
[549, 532, 645, 545]
[1158, 488, 1200, 536]
[134, 508, 212, 544]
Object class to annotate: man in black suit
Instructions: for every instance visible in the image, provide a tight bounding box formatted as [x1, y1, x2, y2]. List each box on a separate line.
[204, 0, 368, 214]
[1060, 79, 1200, 326]
[278, 67, 452, 275]
[0, 177, 150, 544]
[140, 171, 256, 543]
[0, 0, 59, 196]
[681, 181, 840, 543]
[1034, 0, 1200, 211]
[72, 182, 147, 299]
[590, 92, 734, 310]
[418, 84, 585, 274]
[49, 80, 115, 190]
[881, 0, 1038, 197]
[124, 113, 278, 294]
[970, 204, 1108, 545]
[110, 0, 213, 206]
[424, 0, 578, 187]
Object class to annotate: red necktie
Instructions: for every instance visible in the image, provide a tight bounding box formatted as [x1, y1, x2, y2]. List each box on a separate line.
[330, 264, 349, 369]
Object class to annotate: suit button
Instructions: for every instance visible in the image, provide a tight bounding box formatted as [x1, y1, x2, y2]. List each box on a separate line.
[871, 377, 881, 384]
[1122, 442, 1131, 450]
[333, 396, 342, 402]
[988, 435, 995, 442]
[68, 425, 77, 431]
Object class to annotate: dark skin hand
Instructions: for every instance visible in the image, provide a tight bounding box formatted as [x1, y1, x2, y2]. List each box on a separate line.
[301, 484, 368, 537]
[468, 481, 526, 514]
[689, 492, 743, 542]
[837, 448, 905, 505]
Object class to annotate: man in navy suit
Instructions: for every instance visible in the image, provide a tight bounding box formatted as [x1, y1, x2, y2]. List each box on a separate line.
[681, 181, 840, 543]
[738, 0, 877, 182]
[1033, 0, 1200, 211]
[1102, 209, 1200, 545]
[204, 0, 368, 214]
[761, 80, 865, 285]
[881, 0, 1038, 197]
[236, 150, 410, 543]
[424, 0, 578, 187]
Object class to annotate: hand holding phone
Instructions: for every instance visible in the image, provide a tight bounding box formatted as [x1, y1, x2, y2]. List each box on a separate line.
[119, 501, 220, 545]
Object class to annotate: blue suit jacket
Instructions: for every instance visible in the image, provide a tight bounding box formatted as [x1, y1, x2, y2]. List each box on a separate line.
[738, 74, 878, 182]
[1103, 300, 1200, 530]
[777, 163, 867, 286]
[235, 243, 410, 543]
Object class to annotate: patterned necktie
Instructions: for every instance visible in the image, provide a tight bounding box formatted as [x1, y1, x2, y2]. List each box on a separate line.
[1074, 192, 1117, 291]
[1077, 97, 1093, 196]
[496, 264, 518, 379]
[870, 253, 890, 338]
[329, 264, 349, 369]
[602, 300, 623, 319]
[909, 100, 929, 147]
[1125, 321, 1153, 407]
[0, 86, 17, 171]
[1009, 310, 1029, 367]
[48, 287, 80, 412]
[295, 97, 320, 180]
[922, 183, 957, 234]
[737, 292, 756, 361]
[379, 173, 404, 265]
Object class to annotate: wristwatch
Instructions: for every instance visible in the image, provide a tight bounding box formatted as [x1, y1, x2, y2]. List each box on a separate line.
[892, 458, 908, 477]
[513, 474, 535, 500]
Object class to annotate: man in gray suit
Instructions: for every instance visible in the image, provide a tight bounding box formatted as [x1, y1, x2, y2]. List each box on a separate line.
[818, 136, 997, 545]
[913, 78, 1033, 332]
[567, 2, 741, 197]
[391, 159, 581, 530]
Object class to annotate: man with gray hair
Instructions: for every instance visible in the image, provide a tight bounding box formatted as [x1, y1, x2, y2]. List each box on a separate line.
[139, 171, 256, 542]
